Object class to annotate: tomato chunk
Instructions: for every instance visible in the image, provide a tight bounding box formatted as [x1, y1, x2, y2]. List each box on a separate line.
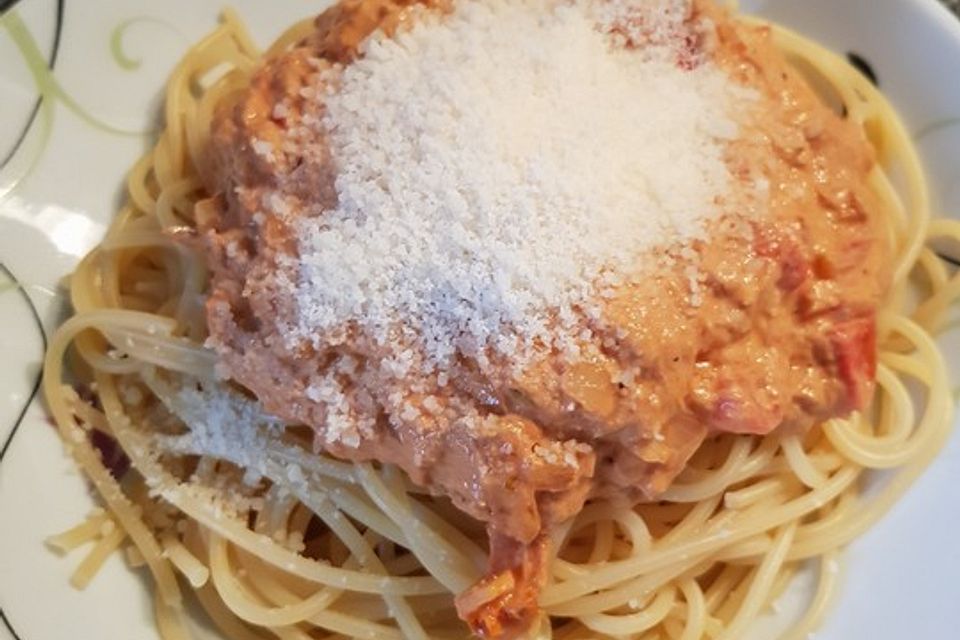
[829, 314, 877, 411]
[456, 536, 548, 639]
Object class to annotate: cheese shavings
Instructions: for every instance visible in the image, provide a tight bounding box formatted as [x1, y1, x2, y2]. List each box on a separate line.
[286, 0, 744, 369]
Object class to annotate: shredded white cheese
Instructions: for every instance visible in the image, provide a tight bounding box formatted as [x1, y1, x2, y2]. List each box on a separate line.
[281, 0, 744, 371]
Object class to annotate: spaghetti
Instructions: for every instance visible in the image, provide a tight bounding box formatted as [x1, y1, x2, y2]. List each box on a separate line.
[42, 3, 959, 640]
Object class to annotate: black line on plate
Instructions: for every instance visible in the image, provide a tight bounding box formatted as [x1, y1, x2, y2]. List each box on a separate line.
[0, 0, 66, 172]
[846, 52, 879, 86]
[0, 6, 63, 636]
[0, 262, 48, 464]
[943, 0, 960, 20]
[0, 0, 23, 14]
[0, 263, 48, 640]
[940, 252, 960, 268]
[0, 608, 25, 640]
[0, 7, 62, 639]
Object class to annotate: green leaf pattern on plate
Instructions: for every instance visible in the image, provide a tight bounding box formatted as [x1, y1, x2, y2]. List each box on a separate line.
[0, 8, 152, 198]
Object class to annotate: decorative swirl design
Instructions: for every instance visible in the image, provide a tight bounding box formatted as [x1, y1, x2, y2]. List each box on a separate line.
[0, 11, 142, 135]
[0, 262, 46, 640]
[1, 6, 59, 638]
[0, 5, 146, 198]
[109, 16, 188, 72]
[0, 0, 62, 177]
[0, 265, 47, 462]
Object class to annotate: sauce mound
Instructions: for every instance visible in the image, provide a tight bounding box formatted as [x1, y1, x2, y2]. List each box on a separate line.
[197, 0, 888, 635]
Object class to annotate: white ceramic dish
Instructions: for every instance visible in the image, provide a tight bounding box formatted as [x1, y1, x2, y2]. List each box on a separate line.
[1, 1, 958, 638]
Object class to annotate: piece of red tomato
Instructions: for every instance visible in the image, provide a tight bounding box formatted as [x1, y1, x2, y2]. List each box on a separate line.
[829, 314, 877, 412]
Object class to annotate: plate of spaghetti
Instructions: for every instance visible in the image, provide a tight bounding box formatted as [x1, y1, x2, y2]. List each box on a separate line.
[1, 0, 959, 638]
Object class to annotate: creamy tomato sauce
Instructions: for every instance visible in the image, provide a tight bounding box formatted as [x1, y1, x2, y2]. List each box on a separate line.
[196, 0, 888, 636]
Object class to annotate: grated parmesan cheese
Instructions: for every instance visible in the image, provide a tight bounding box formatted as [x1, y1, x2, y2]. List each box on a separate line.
[280, 0, 747, 370]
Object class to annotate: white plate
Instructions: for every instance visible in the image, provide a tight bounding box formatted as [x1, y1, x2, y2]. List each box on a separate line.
[0, 1, 958, 638]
